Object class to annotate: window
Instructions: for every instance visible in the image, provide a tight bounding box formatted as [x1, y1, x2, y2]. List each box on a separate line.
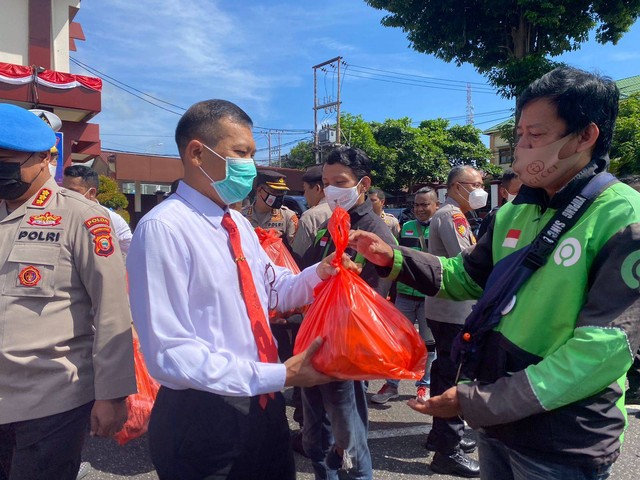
[498, 148, 513, 165]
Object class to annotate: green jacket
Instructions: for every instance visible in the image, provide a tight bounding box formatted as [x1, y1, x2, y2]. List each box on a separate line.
[387, 170, 640, 467]
[396, 219, 429, 298]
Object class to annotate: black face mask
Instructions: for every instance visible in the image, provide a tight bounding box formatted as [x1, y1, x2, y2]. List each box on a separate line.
[260, 190, 284, 210]
[0, 161, 32, 201]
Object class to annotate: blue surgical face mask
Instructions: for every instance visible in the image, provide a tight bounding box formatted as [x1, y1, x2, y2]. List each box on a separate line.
[200, 144, 256, 205]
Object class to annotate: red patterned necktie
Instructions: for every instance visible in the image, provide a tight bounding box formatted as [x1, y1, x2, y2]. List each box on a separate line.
[221, 212, 278, 408]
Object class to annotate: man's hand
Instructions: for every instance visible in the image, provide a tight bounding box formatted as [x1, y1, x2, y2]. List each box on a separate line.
[90, 398, 128, 438]
[407, 386, 461, 418]
[284, 337, 334, 387]
[348, 231, 394, 267]
[316, 252, 362, 280]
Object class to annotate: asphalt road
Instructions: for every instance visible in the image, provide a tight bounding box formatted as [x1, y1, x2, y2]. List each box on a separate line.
[81, 380, 640, 479]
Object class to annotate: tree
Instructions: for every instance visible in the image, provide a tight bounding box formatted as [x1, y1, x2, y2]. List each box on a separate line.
[610, 93, 640, 176]
[97, 175, 130, 223]
[365, 1, 640, 97]
[282, 141, 315, 169]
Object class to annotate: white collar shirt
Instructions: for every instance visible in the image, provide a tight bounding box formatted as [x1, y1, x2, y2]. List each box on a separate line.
[127, 182, 322, 397]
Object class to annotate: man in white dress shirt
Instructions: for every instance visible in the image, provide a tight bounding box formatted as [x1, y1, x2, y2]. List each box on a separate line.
[127, 99, 350, 480]
[62, 165, 132, 256]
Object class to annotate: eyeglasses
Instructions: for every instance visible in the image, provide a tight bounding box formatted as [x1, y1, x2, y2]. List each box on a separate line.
[458, 182, 484, 189]
[264, 263, 279, 311]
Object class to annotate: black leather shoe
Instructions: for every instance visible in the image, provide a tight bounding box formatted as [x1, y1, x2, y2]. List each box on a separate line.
[430, 451, 480, 478]
[460, 436, 477, 453]
[425, 436, 477, 454]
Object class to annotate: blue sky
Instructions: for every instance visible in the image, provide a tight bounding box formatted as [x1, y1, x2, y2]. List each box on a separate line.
[72, 1, 640, 164]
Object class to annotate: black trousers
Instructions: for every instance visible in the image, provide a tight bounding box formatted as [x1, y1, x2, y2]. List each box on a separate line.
[0, 402, 92, 480]
[149, 387, 295, 480]
[426, 319, 465, 454]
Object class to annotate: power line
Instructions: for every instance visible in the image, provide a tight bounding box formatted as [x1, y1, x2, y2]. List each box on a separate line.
[348, 63, 492, 87]
[343, 71, 497, 94]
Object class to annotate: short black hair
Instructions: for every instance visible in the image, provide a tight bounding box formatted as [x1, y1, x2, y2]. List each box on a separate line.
[517, 67, 619, 162]
[64, 165, 99, 190]
[414, 186, 438, 201]
[175, 99, 253, 156]
[324, 146, 372, 179]
[301, 165, 323, 188]
[501, 168, 519, 190]
[368, 187, 385, 200]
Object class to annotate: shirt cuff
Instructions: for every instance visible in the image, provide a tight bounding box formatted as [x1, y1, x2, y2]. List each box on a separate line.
[257, 362, 287, 395]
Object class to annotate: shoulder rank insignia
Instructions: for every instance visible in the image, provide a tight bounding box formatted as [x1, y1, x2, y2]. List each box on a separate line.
[31, 188, 52, 207]
[28, 211, 62, 227]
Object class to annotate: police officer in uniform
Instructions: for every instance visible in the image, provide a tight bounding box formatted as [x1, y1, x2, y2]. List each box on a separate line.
[0, 104, 136, 480]
[243, 170, 298, 248]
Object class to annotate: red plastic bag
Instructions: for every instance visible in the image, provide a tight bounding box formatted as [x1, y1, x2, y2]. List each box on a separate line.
[255, 227, 300, 274]
[114, 336, 160, 445]
[255, 227, 308, 319]
[293, 207, 427, 380]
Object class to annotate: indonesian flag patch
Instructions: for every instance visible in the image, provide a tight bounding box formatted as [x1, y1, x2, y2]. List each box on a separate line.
[502, 229, 521, 248]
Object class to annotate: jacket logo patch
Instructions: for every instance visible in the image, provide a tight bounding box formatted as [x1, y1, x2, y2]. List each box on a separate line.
[553, 238, 581, 267]
[405, 229, 414, 236]
[18, 266, 42, 287]
[32, 188, 52, 207]
[319, 236, 328, 247]
[84, 216, 110, 230]
[502, 229, 521, 248]
[27, 212, 62, 227]
[90, 226, 114, 257]
[452, 213, 469, 238]
[621, 250, 640, 290]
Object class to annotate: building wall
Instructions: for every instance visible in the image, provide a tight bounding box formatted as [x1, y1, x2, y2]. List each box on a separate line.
[0, 0, 29, 65]
[0, 0, 80, 71]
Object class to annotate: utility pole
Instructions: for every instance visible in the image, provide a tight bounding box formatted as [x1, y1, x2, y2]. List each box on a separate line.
[312, 56, 342, 164]
[466, 83, 474, 125]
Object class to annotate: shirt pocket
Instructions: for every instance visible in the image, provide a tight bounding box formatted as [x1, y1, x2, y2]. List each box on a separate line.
[2, 244, 60, 298]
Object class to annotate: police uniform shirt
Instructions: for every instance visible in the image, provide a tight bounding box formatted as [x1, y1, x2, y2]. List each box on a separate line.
[0, 178, 136, 424]
[424, 197, 476, 325]
[380, 211, 400, 238]
[242, 204, 298, 245]
[127, 181, 322, 397]
[291, 199, 332, 258]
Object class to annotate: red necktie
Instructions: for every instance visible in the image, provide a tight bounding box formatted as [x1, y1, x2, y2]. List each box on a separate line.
[221, 212, 278, 408]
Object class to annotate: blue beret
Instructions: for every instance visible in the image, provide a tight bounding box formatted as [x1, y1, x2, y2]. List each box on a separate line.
[0, 103, 57, 153]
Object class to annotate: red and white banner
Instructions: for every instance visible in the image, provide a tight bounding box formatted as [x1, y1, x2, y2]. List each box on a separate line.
[0, 62, 102, 92]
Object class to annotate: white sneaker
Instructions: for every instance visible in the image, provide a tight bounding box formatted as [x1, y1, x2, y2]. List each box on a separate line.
[77, 462, 92, 480]
[371, 384, 399, 404]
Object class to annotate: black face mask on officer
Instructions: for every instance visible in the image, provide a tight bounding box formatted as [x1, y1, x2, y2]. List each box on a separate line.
[0, 154, 35, 200]
[260, 189, 285, 209]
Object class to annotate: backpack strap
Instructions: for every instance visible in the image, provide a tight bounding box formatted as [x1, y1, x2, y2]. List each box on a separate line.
[523, 172, 618, 270]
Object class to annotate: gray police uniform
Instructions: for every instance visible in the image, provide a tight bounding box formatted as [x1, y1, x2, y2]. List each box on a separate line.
[291, 199, 332, 258]
[242, 204, 298, 246]
[0, 178, 136, 424]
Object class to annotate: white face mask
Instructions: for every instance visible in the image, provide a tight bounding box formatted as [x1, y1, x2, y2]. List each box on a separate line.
[324, 179, 362, 212]
[460, 183, 488, 210]
[513, 134, 581, 189]
[48, 164, 57, 178]
[506, 193, 518, 202]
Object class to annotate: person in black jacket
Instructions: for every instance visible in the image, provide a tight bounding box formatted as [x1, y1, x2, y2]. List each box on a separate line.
[300, 146, 396, 480]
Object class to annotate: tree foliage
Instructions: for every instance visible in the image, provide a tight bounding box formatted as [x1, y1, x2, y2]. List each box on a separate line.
[365, 0, 640, 97]
[97, 175, 130, 223]
[287, 113, 493, 192]
[610, 93, 640, 176]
